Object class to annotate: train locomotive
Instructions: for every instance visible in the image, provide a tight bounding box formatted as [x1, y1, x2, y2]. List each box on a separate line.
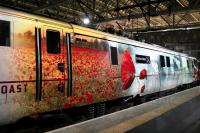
[0, 7, 199, 125]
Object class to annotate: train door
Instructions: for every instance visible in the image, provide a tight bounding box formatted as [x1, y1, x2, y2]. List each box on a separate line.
[135, 48, 151, 95]
[173, 55, 182, 86]
[181, 56, 188, 85]
[146, 50, 160, 94]
[165, 55, 175, 89]
[41, 26, 66, 98]
[159, 54, 168, 91]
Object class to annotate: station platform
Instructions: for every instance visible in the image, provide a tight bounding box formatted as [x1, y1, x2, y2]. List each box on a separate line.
[48, 86, 200, 133]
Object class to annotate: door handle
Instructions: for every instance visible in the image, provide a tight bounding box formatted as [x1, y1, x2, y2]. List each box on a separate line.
[58, 63, 64, 72]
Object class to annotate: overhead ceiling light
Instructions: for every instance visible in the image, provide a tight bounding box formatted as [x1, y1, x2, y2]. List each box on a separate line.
[83, 18, 90, 25]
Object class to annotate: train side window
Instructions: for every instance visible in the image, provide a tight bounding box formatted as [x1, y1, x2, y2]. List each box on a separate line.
[193, 59, 197, 68]
[192, 60, 194, 68]
[0, 20, 10, 47]
[110, 46, 118, 65]
[160, 55, 165, 67]
[187, 60, 189, 68]
[46, 30, 60, 54]
[166, 56, 170, 67]
[82, 39, 87, 44]
[75, 38, 81, 44]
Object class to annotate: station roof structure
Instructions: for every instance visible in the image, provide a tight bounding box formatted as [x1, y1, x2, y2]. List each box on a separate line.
[0, 0, 199, 33]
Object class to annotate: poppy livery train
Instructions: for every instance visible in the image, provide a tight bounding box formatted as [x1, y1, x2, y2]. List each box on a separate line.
[0, 7, 199, 125]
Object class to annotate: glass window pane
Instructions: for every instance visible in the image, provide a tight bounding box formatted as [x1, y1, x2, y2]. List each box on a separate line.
[160, 55, 165, 67]
[0, 20, 10, 47]
[166, 56, 170, 67]
[110, 46, 118, 65]
[46, 30, 60, 54]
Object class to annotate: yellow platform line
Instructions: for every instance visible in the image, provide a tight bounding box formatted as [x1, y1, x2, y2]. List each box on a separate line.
[99, 90, 200, 133]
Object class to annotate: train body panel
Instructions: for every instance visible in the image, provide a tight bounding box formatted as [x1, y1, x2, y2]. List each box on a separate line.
[0, 7, 198, 125]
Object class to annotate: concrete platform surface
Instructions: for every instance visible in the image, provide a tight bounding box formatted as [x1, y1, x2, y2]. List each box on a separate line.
[126, 95, 200, 133]
[48, 86, 200, 133]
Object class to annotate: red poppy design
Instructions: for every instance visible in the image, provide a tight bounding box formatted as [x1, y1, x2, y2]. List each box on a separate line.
[86, 92, 94, 103]
[141, 85, 145, 93]
[64, 100, 73, 109]
[139, 69, 147, 79]
[121, 49, 135, 90]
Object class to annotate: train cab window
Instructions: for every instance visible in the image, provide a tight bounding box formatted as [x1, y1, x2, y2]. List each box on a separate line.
[110, 46, 118, 65]
[0, 20, 10, 47]
[160, 55, 165, 67]
[46, 30, 60, 54]
[166, 56, 170, 67]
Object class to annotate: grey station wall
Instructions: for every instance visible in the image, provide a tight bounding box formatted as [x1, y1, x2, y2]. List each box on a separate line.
[133, 28, 200, 59]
